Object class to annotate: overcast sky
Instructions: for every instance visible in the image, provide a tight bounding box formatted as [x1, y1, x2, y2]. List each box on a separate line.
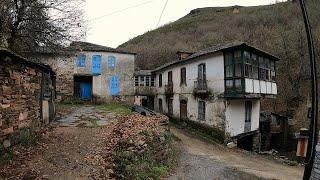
[85, 0, 281, 48]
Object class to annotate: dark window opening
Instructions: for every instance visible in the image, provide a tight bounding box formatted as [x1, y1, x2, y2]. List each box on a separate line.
[168, 71, 173, 84]
[245, 101, 252, 133]
[159, 98, 163, 113]
[159, 74, 162, 87]
[198, 100, 205, 121]
[180, 67, 186, 86]
[168, 98, 173, 115]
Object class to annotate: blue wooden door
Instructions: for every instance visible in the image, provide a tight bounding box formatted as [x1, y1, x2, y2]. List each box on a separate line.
[110, 76, 120, 96]
[92, 55, 102, 74]
[81, 83, 92, 100]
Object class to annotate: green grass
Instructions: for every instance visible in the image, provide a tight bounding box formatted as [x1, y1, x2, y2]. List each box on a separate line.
[96, 103, 133, 115]
[19, 130, 42, 148]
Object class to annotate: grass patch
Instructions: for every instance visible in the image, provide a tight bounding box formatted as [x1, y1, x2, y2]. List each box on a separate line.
[19, 130, 42, 148]
[89, 118, 98, 127]
[96, 103, 133, 115]
[0, 149, 13, 167]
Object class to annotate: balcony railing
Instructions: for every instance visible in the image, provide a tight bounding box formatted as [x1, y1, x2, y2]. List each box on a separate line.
[194, 80, 208, 94]
[165, 82, 174, 95]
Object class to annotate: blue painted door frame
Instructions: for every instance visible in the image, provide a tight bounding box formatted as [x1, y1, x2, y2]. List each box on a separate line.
[81, 83, 92, 100]
[92, 55, 102, 74]
[110, 76, 120, 96]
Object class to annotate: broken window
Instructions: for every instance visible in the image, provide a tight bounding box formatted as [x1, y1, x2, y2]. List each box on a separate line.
[139, 76, 145, 86]
[252, 54, 259, 79]
[180, 67, 186, 86]
[77, 54, 86, 67]
[159, 74, 162, 87]
[198, 100, 205, 121]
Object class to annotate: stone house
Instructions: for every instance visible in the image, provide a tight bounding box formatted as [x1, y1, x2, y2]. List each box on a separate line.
[27, 42, 136, 104]
[0, 48, 56, 145]
[139, 42, 279, 149]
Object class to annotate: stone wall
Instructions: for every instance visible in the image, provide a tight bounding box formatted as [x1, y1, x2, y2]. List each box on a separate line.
[0, 56, 43, 143]
[28, 53, 75, 101]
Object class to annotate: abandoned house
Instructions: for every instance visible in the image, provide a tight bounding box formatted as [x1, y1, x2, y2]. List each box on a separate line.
[0, 48, 56, 145]
[134, 70, 156, 109]
[149, 42, 279, 149]
[27, 42, 136, 103]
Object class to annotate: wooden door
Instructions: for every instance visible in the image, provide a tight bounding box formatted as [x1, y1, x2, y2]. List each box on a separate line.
[180, 100, 188, 120]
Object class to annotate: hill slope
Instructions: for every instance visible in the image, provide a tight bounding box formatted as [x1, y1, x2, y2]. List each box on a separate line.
[119, 0, 320, 128]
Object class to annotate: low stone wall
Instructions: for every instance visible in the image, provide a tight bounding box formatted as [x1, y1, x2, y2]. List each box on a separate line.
[0, 56, 43, 143]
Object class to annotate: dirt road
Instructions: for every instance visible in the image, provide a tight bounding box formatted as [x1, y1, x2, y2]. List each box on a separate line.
[169, 127, 304, 180]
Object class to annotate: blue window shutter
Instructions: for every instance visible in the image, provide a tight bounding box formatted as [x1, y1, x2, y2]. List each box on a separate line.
[77, 55, 86, 67]
[108, 56, 116, 70]
[92, 55, 102, 74]
[110, 76, 120, 95]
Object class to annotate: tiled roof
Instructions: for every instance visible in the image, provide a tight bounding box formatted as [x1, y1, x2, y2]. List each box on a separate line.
[68, 41, 136, 55]
[152, 41, 280, 73]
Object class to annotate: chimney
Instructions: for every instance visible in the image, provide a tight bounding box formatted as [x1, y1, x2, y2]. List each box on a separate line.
[176, 51, 193, 60]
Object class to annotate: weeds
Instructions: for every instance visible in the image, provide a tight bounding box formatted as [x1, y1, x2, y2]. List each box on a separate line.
[96, 103, 133, 115]
[0, 149, 13, 167]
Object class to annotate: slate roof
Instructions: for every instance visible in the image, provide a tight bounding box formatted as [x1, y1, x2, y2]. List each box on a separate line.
[134, 70, 152, 76]
[0, 48, 55, 73]
[68, 41, 136, 55]
[152, 41, 280, 73]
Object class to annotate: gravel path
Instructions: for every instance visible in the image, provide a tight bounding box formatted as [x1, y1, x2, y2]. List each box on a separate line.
[169, 127, 304, 180]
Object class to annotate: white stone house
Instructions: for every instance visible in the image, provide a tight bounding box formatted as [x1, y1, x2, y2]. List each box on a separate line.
[151, 42, 279, 148]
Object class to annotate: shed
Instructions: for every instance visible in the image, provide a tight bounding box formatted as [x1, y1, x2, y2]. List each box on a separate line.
[0, 48, 56, 146]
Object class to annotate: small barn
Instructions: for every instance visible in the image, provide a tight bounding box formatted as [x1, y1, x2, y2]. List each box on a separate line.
[0, 48, 56, 146]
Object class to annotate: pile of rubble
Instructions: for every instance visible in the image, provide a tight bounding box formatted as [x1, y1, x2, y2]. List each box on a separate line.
[85, 114, 170, 179]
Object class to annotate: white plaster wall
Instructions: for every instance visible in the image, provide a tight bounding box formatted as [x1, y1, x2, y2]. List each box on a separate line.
[155, 53, 225, 96]
[154, 53, 227, 130]
[225, 99, 260, 137]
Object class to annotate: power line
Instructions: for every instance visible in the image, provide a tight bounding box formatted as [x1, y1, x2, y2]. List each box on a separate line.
[156, 0, 169, 28]
[88, 0, 154, 22]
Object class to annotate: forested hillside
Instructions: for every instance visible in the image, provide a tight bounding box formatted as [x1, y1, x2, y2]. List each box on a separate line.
[119, 0, 320, 129]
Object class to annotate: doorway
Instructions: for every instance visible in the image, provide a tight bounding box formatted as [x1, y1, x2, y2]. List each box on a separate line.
[245, 101, 252, 133]
[180, 100, 188, 120]
[74, 75, 93, 100]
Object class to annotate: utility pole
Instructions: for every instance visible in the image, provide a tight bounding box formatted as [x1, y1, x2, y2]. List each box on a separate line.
[299, 0, 318, 179]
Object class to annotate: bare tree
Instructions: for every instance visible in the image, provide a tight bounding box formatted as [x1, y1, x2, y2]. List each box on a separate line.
[0, 0, 86, 53]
